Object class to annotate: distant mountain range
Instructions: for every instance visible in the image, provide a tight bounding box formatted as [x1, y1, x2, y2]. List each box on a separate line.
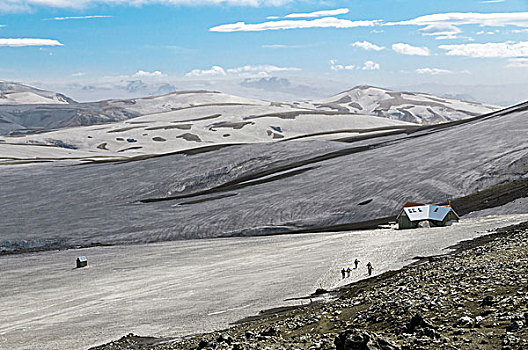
[0, 81, 501, 163]
[0, 81, 75, 105]
[302, 85, 498, 124]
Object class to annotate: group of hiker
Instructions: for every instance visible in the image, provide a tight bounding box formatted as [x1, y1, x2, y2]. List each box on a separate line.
[341, 259, 374, 278]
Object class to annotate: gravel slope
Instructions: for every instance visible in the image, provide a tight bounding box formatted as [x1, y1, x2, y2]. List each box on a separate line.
[91, 220, 528, 350]
[2, 215, 527, 350]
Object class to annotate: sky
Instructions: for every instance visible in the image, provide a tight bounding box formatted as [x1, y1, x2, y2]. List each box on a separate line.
[0, 0, 527, 105]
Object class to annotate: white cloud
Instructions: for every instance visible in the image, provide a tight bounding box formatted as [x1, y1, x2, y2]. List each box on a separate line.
[476, 30, 497, 35]
[185, 64, 300, 77]
[362, 61, 380, 70]
[416, 68, 452, 74]
[226, 65, 300, 73]
[329, 59, 379, 71]
[46, 15, 112, 20]
[329, 60, 354, 71]
[418, 23, 461, 39]
[134, 70, 166, 77]
[0, 0, 294, 12]
[506, 58, 528, 67]
[435, 35, 457, 40]
[164, 45, 196, 53]
[261, 44, 307, 49]
[389, 12, 528, 28]
[284, 8, 349, 19]
[439, 41, 528, 58]
[0, 2, 29, 12]
[512, 28, 528, 33]
[210, 17, 380, 32]
[71, 72, 86, 77]
[481, 0, 505, 3]
[0, 38, 63, 47]
[392, 43, 431, 56]
[350, 41, 384, 51]
[185, 66, 227, 77]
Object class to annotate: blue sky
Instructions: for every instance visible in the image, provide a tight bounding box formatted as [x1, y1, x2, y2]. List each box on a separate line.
[0, 0, 527, 104]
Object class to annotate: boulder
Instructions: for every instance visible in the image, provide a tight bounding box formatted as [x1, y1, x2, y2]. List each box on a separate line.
[455, 316, 475, 328]
[335, 329, 399, 350]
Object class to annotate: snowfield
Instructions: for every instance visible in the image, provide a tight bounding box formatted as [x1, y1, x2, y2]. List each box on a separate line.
[1, 102, 526, 250]
[0, 103, 413, 161]
[300, 85, 500, 124]
[0, 82, 526, 350]
[0, 82, 500, 162]
[1, 214, 527, 350]
[0, 81, 73, 105]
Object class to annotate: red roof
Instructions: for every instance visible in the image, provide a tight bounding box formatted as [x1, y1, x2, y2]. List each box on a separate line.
[402, 201, 425, 208]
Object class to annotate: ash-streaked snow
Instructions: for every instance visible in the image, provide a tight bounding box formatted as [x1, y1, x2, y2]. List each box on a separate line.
[0, 103, 413, 161]
[0, 81, 74, 105]
[0, 83, 500, 162]
[1, 102, 527, 250]
[299, 85, 499, 124]
[1, 215, 526, 350]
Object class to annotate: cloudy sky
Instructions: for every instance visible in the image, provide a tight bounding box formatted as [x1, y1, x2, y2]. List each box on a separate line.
[0, 0, 527, 104]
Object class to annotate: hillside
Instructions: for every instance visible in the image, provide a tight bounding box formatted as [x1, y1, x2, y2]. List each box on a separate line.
[0, 83, 501, 163]
[1, 101, 527, 253]
[89, 222, 528, 350]
[0, 81, 75, 105]
[0, 103, 413, 162]
[0, 81, 137, 136]
[300, 85, 500, 124]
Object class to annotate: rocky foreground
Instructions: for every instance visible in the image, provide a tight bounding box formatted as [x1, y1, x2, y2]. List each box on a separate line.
[92, 222, 528, 350]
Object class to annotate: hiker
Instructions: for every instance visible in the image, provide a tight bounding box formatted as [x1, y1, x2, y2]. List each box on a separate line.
[354, 259, 360, 269]
[341, 268, 346, 279]
[367, 262, 373, 276]
[346, 267, 351, 277]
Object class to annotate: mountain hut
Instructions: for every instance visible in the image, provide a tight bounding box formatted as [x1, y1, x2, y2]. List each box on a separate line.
[396, 202, 459, 229]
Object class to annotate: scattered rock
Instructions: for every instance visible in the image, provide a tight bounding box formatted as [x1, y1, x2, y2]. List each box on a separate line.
[216, 333, 232, 344]
[335, 329, 400, 350]
[89, 221, 528, 350]
[456, 316, 475, 328]
[506, 320, 523, 332]
[260, 326, 279, 337]
[197, 339, 212, 349]
[314, 288, 328, 295]
[481, 295, 494, 306]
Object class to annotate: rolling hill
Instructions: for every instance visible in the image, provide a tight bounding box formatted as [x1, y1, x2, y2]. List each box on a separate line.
[299, 85, 500, 124]
[1, 99, 526, 253]
[0, 81, 75, 105]
[0, 82, 501, 163]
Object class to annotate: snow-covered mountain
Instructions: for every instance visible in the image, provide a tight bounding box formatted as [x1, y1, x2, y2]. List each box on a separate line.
[0, 81, 138, 135]
[1, 100, 527, 250]
[0, 96, 413, 162]
[0, 81, 75, 105]
[0, 82, 502, 163]
[0, 87, 282, 136]
[299, 85, 500, 124]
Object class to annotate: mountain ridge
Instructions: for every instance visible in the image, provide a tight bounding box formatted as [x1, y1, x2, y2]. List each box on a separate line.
[1, 98, 527, 251]
[301, 85, 499, 124]
[0, 81, 504, 164]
